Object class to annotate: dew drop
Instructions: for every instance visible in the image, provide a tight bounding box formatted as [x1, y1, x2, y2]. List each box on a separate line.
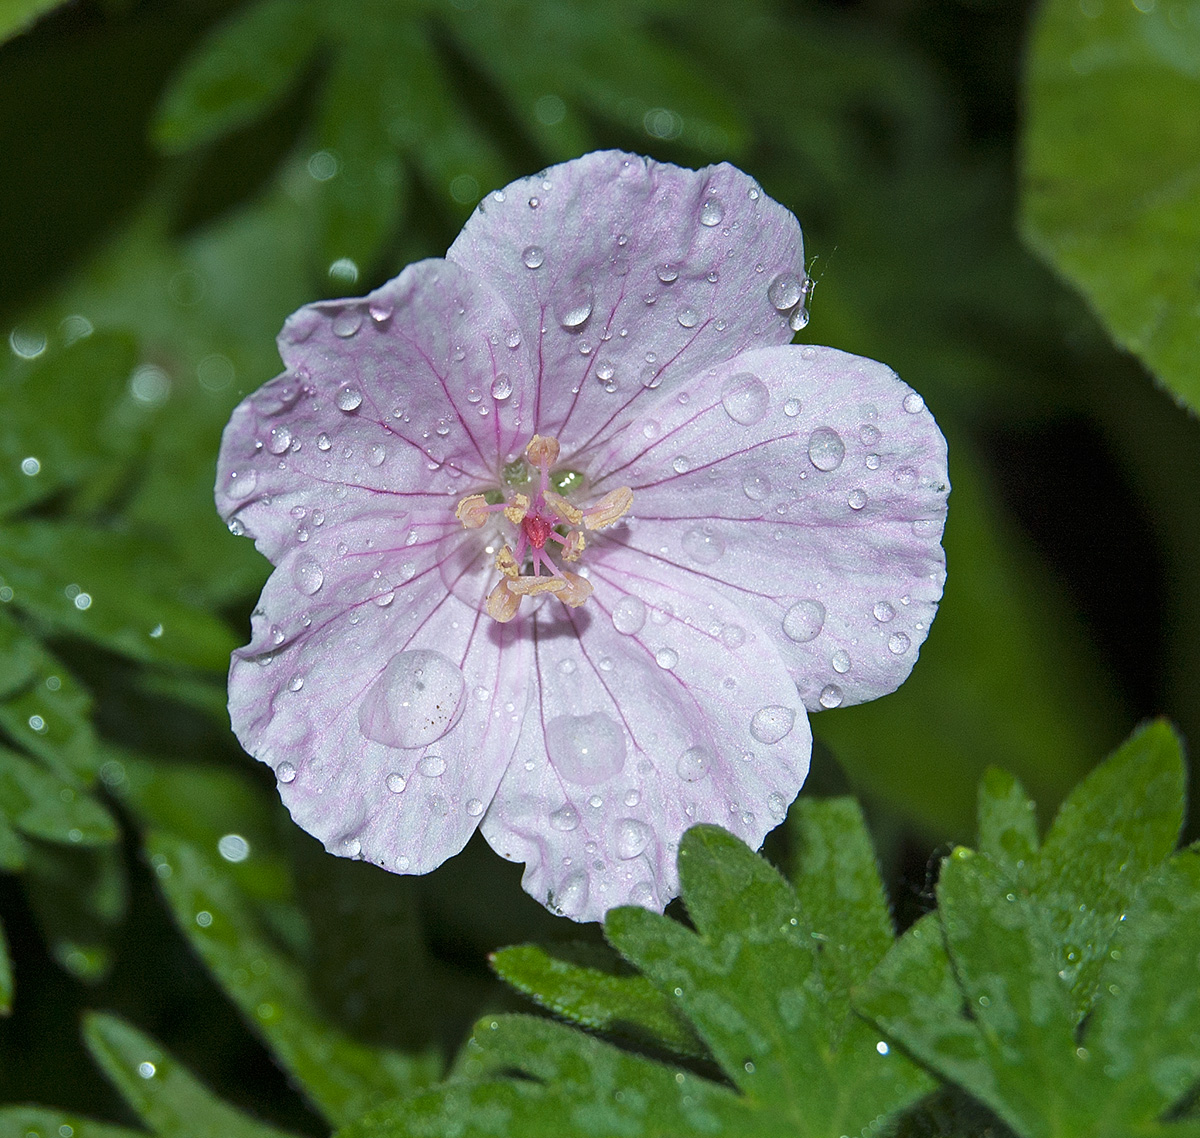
[292, 556, 324, 595]
[865, 453, 881, 470]
[860, 424, 882, 446]
[554, 872, 589, 916]
[789, 306, 810, 331]
[630, 881, 655, 907]
[681, 527, 724, 565]
[558, 292, 593, 330]
[742, 472, 771, 501]
[672, 456, 690, 474]
[277, 761, 297, 784]
[656, 263, 678, 283]
[782, 599, 825, 642]
[808, 427, 845, 471]
[903, 392, 925, 413]
[700, 197, 725, 226]
[676, 744, 712, 782]
[768, 272, 805, 311]
[418, 754, 447, 777]
[546, 712, 626, 785]
[490, 373, 513, 400]
[358, 649, 466, 749]
[848, 488, 867, 510]
[819, 684, 843, 709]
[783, 397, 802, 417]
[268, 425, 293, 454]
[369, 299, 394, 323]
[873, 601, 896, 622]
[369, 444, 386, 467]
[832, 649, 851, 674]
[317, 432, 332, 451]
[655, 647, 678, 670]
[624, 788, 641, 807]
[550, 803, 581, 831]
[335, 385, 363, 412]
[617, 819, 652, 859]
[505, 329, 521, 348]
[888, 632, 912, 655]
[612, 595, 646, 635]
[677, 307, 699, 328]
[466, 797, 484, 817]
[227, 469, 257, 500]
[332, 310, 363, 338]
[750, 705, 796, 744]
[767, 791, 787, 816]
[522, 245, 545, 269]
[386, 773, 407, 793]
[720, 372, 770, 425]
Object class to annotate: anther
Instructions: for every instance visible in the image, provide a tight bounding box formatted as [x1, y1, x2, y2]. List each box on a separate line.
[525, 434, 560, 467]
[543, 490, 583, 526]
[583, 487, 633, 530]
[455, 494, 489, 528]
[495, 545, 519, 578]
[485, 579, 520, 622]
[503, 493, 530, 525]
[561, 530, 586, 562]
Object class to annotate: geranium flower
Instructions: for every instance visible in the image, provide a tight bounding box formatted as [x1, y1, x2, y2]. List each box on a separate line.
[215, 151, 948, 922]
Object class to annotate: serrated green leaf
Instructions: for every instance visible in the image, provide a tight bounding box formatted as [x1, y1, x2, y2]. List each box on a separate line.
[977, 768, 1039, 872]
[83, 1012, 302, 1138]
[1034, 719, 1184, 1011]
[0, 0, 67, 46]
[1022, 0, 1200, 413]
[0, 519, 239, 672]
[342, 1014, 750, 1138]
[0, 746, 118, 845]
[490, 943, 704, 1058]
[153, 0, 321, 152]
[118, 758, 438, 1127]
[0, 331, 140, 518]
[0, 1105, 145, 1138]
[23, 839, 127, 981]
[0, 912, 11, 1015]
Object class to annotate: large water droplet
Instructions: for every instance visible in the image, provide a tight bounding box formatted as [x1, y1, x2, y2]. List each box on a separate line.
[466, 797, 484, 817]
[656, 264, 679, 283]
[743, 472, 771, 500]
[903, 392, 925, 414]
[677, 307, 699, 328]
[490, 373, 513, 400]
[276, 761, 297, 784]
[268, 425, 293, 455]
[848, 488, 867, 510]
[750, 705, 795, 744]
[546, 712, 626, 785]
[768, 272, 804, 311]
[888, 632, 911, 655]
[386, 773, 407, 793]
[789, 306, 810, 332]
[550, 803, 580, 831]
[358, 649, 465, 749]
[873, 601, 895, 622]
[227, 469, 257, 500]
[292, 555, 324, 595]
[818, 684, 843, 709]
[676, 744, 712, 782]
[681, 527, 724, 565]
[617, 819, 652, 859]
[832, 649, 851, 673]
[336, 385, 363, 412]
[700, 197, 725, 226]
[721, 372, 770, 425]
[522, 245, 545, 269]
[783, 599, 825, 642]
[808, 427, 845, 471]
[558, 292, 593, 330]
[612, 595, 646, 635]
[333, 310, 362, 338]
[418, 753, 446, 776]
[553, 872, 589, 916]
[655, 647, 678, 670]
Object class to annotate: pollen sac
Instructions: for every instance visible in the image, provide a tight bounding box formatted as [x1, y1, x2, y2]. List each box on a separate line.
[525, 434, 560, 466]
[455, 494, 489, 527]
[583, 486, 633, 530]
[485, 579, 520, 622]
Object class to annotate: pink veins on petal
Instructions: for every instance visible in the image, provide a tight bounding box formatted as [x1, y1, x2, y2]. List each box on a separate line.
[215, 150, 949, 922]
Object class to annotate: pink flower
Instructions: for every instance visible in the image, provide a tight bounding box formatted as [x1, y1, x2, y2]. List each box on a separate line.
[215, 151, 948, 922]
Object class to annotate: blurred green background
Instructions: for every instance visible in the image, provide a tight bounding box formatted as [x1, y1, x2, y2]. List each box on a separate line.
[0, 0, 1196, 1129]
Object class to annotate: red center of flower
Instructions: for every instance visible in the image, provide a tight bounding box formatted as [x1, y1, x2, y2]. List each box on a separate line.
[522, 513, 555, 550]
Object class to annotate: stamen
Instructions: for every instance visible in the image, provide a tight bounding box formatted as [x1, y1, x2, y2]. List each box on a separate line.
[525, 434, 560, 466]
[495, 545, 519, 578]
[543, 490, 583, 526]
[508, 576, 569, 597]
[503, 493, 530, 525]
[557, 571, 593, 607]
[583, 486, 633, 530]
[485, 579, 520, 622]
[455, 493, 490, 528]
[560, 530, 586, 562]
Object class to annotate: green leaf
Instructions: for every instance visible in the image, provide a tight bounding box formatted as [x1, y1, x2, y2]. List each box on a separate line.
[152, 0, 322, 152]
[83, 1011, 302, 1138]
[0, 913, 11, 1015]
[0, 1105, 146, 1138]
[976, 768, 1039, 873]
[118, 758, 438, 1127]
[23, 840, 127, 981]
[1022, 0, 1200, 413]
[0, 331, 140, 518]
[0, 0, 67, 46]
[0, 808, 24, 871]
[489, 943, 705, 1058]
[0, 520, 239, 672]
[0, 746, 119, 845]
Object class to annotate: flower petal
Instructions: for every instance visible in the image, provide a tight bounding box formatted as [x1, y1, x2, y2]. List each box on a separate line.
[215, 258, 536, 563]
[582, 344, 948, 712]
[447, 151, 805, 448]
[228, 514, 529, 874]
[479, 580, 810, 923]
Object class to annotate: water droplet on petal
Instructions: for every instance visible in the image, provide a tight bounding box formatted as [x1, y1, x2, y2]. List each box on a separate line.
[672, 456, 690, 474]
[656, 263, 679, 283]
[418, 754, 447, 777]
[558, 292, 593, 330]
[369, 444, 386, 467]
[783, 398, 802, 417]
[819, 684, 843, 709]
[276, 761, 297, 784]
[369, 299, 393, 323]
[293, 555, 324, 595]
[700, 197, 725, 226]
[848, 488, 867, 510]
[317, 432, 332, 451]
[386, 773, 407, 793]
[522, 245, 545, 268]
[750, 705, 796, 744]
[358, 649, 466, 749]
[554, 872, 589, 916]
[333, 310, 362, 338]
[903, 392, 925, 413]
[783, 599, 825, 642]
[677, 307, 699, 328]
[681, 527, 724, 565]
[268, 425, 293, 454]
[336, 385, 363, 412]
[612, 596, 646, 634]
[617, 819, 652, 859]
[655, 647, 678, 670]
[832, 649, 851, 673]
[768, 272, 805, 311]
[227, 469, 258, 500]
[546, 712, 626, 785]
[721, 372, 770, 425]
[860, 424, 882, 446]
[808, 427, 845, 471]
[550, 803, 581, 831]
[889, 632, 911, 655]
[466, 797, 484, 817]
[677, 744, 712, 782]
[873, 601, 895, 622]
[789, 306, 810, 331]
[490, 373, 513, 400]
[743, 472, 771, 501]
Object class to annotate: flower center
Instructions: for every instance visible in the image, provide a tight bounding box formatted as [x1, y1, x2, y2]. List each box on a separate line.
[454, 434, 633, 622]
